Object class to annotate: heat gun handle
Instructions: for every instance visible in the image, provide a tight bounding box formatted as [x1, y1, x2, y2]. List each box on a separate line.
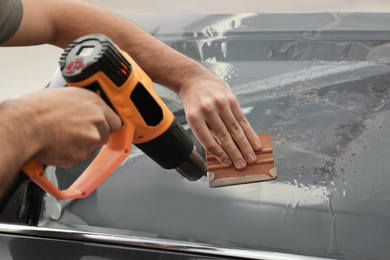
[22, 124, 134, 200]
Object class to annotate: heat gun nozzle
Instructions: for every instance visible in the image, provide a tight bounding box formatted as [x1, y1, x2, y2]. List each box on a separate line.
[176, 148, 207, 181]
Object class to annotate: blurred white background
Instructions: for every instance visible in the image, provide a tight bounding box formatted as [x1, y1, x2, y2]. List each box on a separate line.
[1, 0, 390, 102]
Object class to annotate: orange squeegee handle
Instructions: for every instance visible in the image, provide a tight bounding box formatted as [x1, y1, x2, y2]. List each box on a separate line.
[22, 34, 185, 199]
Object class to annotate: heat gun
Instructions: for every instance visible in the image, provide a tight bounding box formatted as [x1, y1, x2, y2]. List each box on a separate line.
[22, 34, 206, 199]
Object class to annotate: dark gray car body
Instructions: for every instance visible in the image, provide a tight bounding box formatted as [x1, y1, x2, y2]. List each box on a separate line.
[1, 13, 390, 260]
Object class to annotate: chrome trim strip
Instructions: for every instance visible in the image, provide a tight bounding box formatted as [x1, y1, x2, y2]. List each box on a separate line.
[0, 223, 336, 260]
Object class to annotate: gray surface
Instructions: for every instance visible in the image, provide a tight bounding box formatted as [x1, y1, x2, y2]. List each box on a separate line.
[39, 13, 390, 259]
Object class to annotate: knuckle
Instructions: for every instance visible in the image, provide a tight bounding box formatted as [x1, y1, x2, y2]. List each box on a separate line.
[235, 112, 248, 124]
[70, 149, 93, 164]
[239, 119, 252, 133]
[200, 102, 215, 116]
[92, 118, 110, 142]
[65, 151, 84, 165]
[214, 95, 229, 108]
[97, 133, 110, 146]
[203, 143, 225, 159]
[80, 129, 103, 148]
[92, 132, 105, 145]
[92, 114, 107, 127]
[203, 142, 217, 153]
[186, 110, 200, 123]
[227, 94, 238, 107]
[215, 131, 231, 144]
[229, 121, 243, 136]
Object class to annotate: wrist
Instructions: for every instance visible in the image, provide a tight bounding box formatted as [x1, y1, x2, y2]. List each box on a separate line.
[177, 68, 224, 100]
[0, 98, 43, 196]
[0, 98, 43, 164]
[173, 62, 219, 97]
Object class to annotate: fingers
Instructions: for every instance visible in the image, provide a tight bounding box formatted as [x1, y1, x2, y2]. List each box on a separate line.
[30, 87, 122, 168]
[211, 115, 248, 169]
[213, 102, 261, 170]
[187, 92, 262, 170]
[60, 148, 96, 168]
[230, 101, 263, 152]
[219, 112, 257, 169]
[96, 102, 122, 146]
[101, 103, 122, 133]
[188, 119, 232, 167]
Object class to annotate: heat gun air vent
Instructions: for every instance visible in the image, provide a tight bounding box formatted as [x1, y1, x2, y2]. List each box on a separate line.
[99, 41, 132, 87]
[60, 34, 132, 87]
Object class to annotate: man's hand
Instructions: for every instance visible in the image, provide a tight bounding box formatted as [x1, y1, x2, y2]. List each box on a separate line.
[178, 75, 262, 170]
[0, 87, 121, 197]
[19, 87, 121, 167]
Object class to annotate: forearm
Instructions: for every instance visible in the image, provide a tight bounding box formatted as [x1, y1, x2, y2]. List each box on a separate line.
[0, 100, 39, 197]
[3, 0, 262, 170]
[5, 0, 214, 95]
[54, 1, 215, 96]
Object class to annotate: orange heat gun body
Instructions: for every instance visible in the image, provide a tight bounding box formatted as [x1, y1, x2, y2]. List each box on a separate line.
[22, 34, 206, 199]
